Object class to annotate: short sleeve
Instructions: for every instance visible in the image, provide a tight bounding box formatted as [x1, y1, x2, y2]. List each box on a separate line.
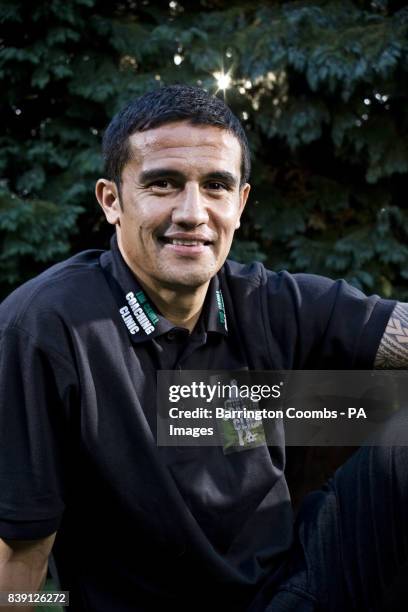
[292, 274, 396, 368]
[0, 326, 76, 538]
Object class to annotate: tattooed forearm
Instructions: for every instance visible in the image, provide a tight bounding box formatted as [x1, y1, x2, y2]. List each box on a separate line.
[374, 302, 408, 368]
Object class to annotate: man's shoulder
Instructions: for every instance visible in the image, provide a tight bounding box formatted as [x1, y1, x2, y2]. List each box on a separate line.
[0, 248, 106, 329]
[220, 260, 351, 322]
[222, 259, 342, 295]
[222, 259, 289, 289]
[222, 258, 308, 291]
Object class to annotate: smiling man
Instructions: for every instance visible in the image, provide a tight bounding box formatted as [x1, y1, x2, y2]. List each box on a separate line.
[1, 85, 408, 612]
[96, 120, 249, 330]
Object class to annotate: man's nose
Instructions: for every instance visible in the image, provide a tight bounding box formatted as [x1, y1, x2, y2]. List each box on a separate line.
[171, 183, 209, 227]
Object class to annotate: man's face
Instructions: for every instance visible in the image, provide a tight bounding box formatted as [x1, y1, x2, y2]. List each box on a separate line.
[97, 121, 250, 292]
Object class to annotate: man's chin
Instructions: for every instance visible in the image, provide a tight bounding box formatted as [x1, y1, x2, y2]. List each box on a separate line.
[158, 266, 217, 290]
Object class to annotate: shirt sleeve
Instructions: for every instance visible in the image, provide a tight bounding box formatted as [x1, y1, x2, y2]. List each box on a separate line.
[0, 325, 76, 539]
[293, 274, 396, 368]
[265, 271, 396, 369]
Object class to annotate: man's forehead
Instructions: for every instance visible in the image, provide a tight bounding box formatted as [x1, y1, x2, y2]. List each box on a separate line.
[127, 121, 242, 168]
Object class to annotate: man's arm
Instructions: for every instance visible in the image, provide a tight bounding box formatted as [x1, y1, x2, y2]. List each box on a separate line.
[374, 302, 408, 368]
[0, 534, 56, 612]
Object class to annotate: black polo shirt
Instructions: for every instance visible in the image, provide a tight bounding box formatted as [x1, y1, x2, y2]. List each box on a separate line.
[0, 235, 395, 611]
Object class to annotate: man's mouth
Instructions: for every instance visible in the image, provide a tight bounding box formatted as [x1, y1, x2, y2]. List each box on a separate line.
[158, 234, 214, 255]
[159, 237, 212, 246]
[159, 232, 213, 247]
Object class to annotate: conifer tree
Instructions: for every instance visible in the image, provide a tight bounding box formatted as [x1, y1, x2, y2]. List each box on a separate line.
[2, 0, 408, 298]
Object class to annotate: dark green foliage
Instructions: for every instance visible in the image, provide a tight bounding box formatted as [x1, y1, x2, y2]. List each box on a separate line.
[2, 0, 408, 298]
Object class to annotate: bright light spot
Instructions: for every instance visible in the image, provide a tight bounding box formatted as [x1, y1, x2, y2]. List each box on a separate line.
[362, 113, 368, 121]
[169, 0, 183, 13]
[374, 92, 389, 103]
[120, 55, 138, 70]
[213, 71, 232, 90]
[226, 48, 232, 58]
[242, 111, 249, 120]
[244, 80, 252, 89]
[238, 86, 246, 94]
[155, 74, 161, 81]
[15, 108, 22, 115]
[364, 98, 371, 105]
[173, 53, 183, 65]
[355, 119, 362, 127]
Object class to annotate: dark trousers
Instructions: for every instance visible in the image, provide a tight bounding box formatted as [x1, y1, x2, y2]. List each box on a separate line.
[252, 412, 408, 611]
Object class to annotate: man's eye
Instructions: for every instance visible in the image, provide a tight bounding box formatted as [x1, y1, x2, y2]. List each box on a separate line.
[151, 180, 171, 189]
[206, 182, 227, 191]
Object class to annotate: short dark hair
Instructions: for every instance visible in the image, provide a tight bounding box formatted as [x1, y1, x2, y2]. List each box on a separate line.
[102, 85, 251, 188]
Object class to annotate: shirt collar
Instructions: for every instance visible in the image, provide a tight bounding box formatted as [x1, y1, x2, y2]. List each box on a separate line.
[204, 272, 228, 335]
[100, 234, 228, 344]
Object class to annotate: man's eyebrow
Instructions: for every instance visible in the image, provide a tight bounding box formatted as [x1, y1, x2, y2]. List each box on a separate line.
[137, 168, 238, 187]
[202, 171, 237, 187]
[138, 168, 186, 184]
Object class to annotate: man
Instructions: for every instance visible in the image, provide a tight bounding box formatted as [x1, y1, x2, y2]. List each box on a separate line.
[0, 85, 407, 612]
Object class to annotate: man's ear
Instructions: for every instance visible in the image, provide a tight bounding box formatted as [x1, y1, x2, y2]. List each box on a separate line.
[235, 183, 251, 229]
[95, 179, 122, 226]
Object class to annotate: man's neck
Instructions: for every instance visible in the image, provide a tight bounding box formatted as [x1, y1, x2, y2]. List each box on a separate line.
[146, 285, 208, 332]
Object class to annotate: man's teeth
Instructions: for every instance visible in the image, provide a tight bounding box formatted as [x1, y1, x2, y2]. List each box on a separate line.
[170, 239, 203, 246]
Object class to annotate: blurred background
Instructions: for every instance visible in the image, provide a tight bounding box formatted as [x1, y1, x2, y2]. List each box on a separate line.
[2, 0, 408, 300]
[2, 5, 408, 605]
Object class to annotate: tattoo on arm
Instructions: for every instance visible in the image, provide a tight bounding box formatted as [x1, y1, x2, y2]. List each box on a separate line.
[374, 302, 408, 368]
